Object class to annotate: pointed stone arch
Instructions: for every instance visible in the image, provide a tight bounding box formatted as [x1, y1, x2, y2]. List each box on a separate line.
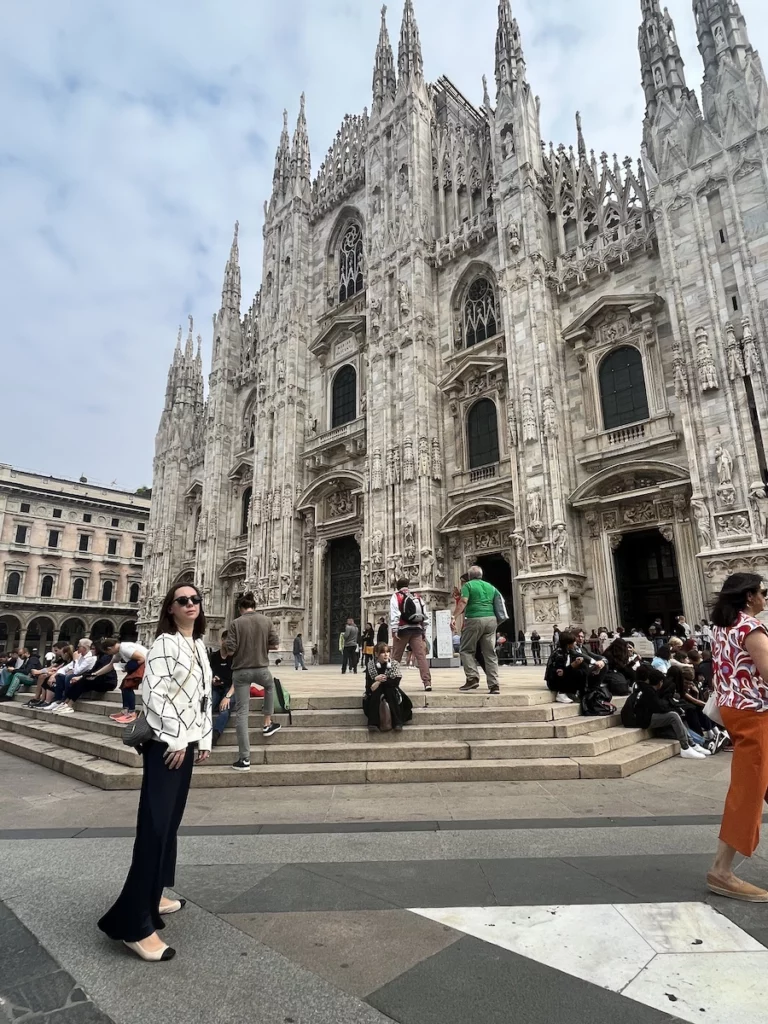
[436, 496, 517, 535]
[451, 262, 501, 350]
[569, 459, 690, 507]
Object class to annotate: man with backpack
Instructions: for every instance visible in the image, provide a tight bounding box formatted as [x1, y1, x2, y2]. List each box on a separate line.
[455, 565, 501, 694]
[389, 578, 432, 692]
[226, 592, 281, 773]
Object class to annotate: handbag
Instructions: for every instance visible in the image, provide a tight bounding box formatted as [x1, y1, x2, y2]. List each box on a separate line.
[378, 695, 393, 732]
[703, 692, 725, 728]
[122, 713, 153, 749]
[493, 590, 509, 624]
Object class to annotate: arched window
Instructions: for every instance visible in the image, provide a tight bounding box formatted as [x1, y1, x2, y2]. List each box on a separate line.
[338, 224, 364, 303]
[241, 487, 252, 536]
[6, 572, 20, 596]
[129, 582, 140, 604]
[467, 399, 500, 469]
[72, 578, 85, 600]
[599, 346, 649, 430]
[40, 575, 54, 598]
[331, 365, 357, 428]
[102, 580, 114, 602]
[464, 278, 498, 347]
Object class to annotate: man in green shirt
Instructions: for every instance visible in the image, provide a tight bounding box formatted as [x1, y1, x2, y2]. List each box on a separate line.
[455, 565, 500, 693]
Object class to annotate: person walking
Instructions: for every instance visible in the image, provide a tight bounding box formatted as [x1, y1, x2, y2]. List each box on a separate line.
[707, 573, 768, 902]
[455, 566, 500, 694]
[98, 583, 212, 962]
[293, 633, 308, 671]
[227, 592, 281, 773]
[516, 629, 528, 666]
[341, 617, 360, 674]
[389, 578, 432, 692]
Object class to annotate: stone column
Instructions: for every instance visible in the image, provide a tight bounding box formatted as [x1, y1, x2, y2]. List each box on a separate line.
[669, 521, 706, 624]
[313, 539, 328, 663]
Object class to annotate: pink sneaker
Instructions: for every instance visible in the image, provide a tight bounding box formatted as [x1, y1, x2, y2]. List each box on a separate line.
[110, 712, 127, 721]
[114, 712, 138, 725]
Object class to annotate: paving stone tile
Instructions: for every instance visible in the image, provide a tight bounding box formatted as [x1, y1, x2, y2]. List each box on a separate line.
[367, 935, 679, 1024]
[221, 909, 462, 997]
[2, 968, 86, 1015]
[562, 854, 715, 903]
[302, 859, 498, 909]
[0, 940, 59, 989]
[217, 864, 397, 914]
[171, 863, 282, 912]
[479, 857, 638, 906]
[43, 1004, 116, 1024]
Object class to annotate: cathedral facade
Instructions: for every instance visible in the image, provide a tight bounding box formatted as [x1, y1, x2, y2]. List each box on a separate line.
[142, 0, 768, 658]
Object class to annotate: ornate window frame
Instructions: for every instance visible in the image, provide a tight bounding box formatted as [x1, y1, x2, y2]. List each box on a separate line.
[466, 397, 502, 472]
[330, 363, 358, 429]
[326, 210, 366, 311]
[451, 266, 502, 352]
[597, 344, 650, 432]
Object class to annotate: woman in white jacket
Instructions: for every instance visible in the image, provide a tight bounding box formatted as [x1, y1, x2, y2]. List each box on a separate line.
[98, 583, 212, 962]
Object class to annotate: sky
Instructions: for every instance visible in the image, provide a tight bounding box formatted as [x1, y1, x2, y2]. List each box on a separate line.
[1, 0, 766, 491]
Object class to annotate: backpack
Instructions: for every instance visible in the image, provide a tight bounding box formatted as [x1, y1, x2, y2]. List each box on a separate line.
[399, 591, 426, 626]
[544, 650, 562, 692]
[273, 678, 292, 724]
[581, 685, 616, 718]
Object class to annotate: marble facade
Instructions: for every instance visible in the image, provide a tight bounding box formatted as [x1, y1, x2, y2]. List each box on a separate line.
[141, 1, 768, 656]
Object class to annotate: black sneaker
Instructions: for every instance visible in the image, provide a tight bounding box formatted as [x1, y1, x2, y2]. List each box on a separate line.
[232, 758, 251, 772]
[459, 681, 480, 692]
[488, 685, 500, 694]
[263, 722, 282, 738]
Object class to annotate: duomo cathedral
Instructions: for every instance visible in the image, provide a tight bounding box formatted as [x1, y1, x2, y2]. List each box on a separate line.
[141, 0, 768, 659]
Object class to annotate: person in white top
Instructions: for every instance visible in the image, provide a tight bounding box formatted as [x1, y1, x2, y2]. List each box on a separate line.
[98, 583, 212, 963]
[41, 639, 96, 712]
[97, 639, 148, 725]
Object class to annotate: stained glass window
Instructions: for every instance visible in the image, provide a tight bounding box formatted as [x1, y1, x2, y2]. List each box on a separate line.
[339, 224, 364, 303]
[464, 278, 498, 347]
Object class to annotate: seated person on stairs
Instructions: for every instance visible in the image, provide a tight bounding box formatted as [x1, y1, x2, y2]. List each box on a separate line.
[0, 648, 43, 701]
[545, 631, 589, 704]
[620, 663, 709, 760]
[363, 643, 413, 733]
[40, 638, 97, 713]
[25, 645, 73, 707]
[49, 637, 119, 716]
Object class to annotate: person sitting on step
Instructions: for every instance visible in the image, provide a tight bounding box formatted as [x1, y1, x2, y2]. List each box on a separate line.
[621, 663, 708, 759]
[50, 638, 119, 716]
[40, 639, 96, 711]
[544, 631, 589, 704]
[0, 648, 42, 701]
[363, 642, 413, 732]
[25, 644, 73, 707]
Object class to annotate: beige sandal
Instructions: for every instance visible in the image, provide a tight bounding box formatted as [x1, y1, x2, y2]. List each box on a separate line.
[707, 872, 768, 903]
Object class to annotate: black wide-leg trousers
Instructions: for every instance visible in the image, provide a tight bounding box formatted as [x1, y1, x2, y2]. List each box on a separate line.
[98, 740, 194, 943]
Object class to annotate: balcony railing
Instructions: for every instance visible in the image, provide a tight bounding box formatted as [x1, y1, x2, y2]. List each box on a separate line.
[580, 413, 678, 469]
[607, 423, 646, 446]
[469, 465, 498, 483]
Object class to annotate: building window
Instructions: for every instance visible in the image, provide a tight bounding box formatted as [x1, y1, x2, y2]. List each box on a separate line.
[102, 580, 114, 602]
[6, 572, 20, 596]
[83, 513, 92, 523]
[78, 534, 90, 552]
[20, 503, 30, 513]
[338, 224, 364, 303]
[48, 530, 60, 548]
[53, 508, 62, 519]
[599, 346, 649, 431]
[129, 582, 140, 604]
[241, 489, 252, 536]
[40, 575, 54, 598]
[72, 578, 85, 600]
[464, 278, 498, 348]
[107, 537, 118, 555]
[467, 398, 501, 469]
[15, 525, 28, 544]
[111, 517, 119, 528]
[134, 541, 144, 559]
[331, 365, 357, 428]
[137, 522, 146, 532]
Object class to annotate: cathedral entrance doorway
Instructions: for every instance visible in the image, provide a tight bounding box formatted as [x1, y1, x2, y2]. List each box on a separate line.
[475, 553, 514, 635]
[613, 529, 683, 634]
[328, 535, 362, 664]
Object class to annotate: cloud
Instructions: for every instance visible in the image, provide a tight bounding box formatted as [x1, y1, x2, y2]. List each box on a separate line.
[1, 0, 766, 489]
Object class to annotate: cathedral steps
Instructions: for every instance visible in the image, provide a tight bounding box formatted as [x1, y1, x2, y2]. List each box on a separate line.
[0, 688, 681, 789]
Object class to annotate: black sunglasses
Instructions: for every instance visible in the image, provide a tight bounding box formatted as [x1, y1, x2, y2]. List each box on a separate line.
[174, 595, 202, 607]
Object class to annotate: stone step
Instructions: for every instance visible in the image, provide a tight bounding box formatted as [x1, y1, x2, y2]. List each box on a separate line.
[0, 727, 680, 789]
[95, 689, 556, 711]
[2, 700, 613, 747]
[468, 727, 650, 761]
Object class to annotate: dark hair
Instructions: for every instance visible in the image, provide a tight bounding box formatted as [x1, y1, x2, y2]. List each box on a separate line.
[711, 572, 764, 628]
[666, 662, 685, 697]
[396, 577, 409, 590]
[605, 637, 629, 667]
[95, 636, 119, 655]
[238, 591, 257, 611]
[636, 663, 665, 687]
[155, 583, 207, 639]
[671, 650, 688, 664]
[374, 641, 389, 657]
[559, 630, 577, 649]
[221, 629, 229, 639]
[656, 644, 671, 660]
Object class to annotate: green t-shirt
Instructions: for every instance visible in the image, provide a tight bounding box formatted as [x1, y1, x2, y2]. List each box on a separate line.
[460, 579, 497, 618]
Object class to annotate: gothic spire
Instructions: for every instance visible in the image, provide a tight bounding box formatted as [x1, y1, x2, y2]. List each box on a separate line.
[372, 5, 397, 111]
[273, 110, 291, 196]
[692, 0, 755, 83]
[221, 221, 241, 314]
[638, 0, 690, 121]
[397, 0, 423, 84]
[576, 111, 587, 161]
[495, 0, 526, 99]
[291, 93, 311, 184]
